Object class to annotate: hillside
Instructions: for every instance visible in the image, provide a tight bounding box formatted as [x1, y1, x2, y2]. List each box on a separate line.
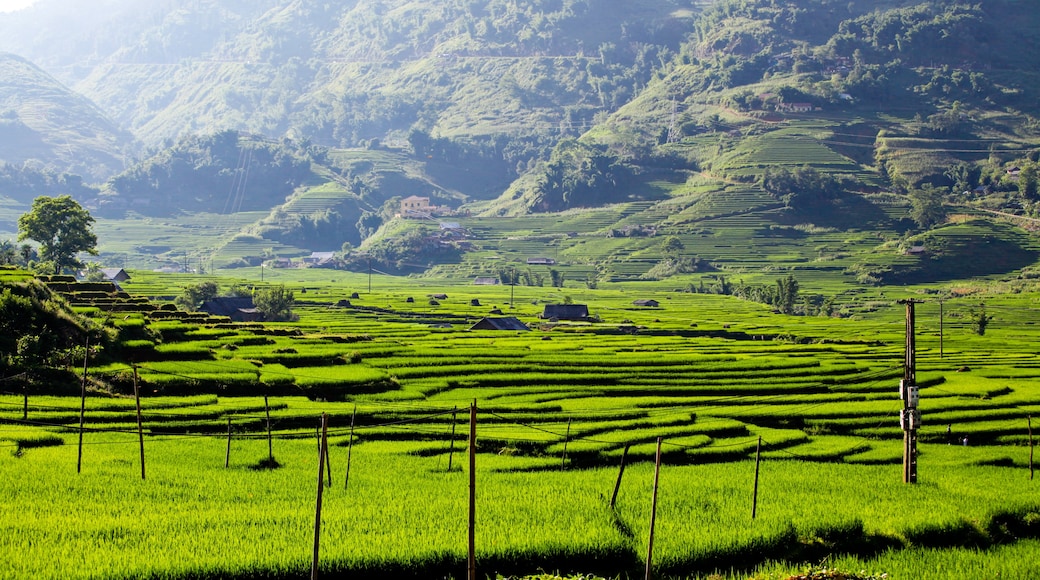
[492, 0, 1040, 216]
[0, 0, 700, 150]
[0, 53, 133, 180]
[3, 0, 1040, 294]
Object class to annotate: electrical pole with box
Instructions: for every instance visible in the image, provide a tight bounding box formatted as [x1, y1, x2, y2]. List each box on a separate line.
[900, 300, 920, 484]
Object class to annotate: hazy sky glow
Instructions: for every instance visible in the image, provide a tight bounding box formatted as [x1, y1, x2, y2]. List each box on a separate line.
[0, 0, 36, 13]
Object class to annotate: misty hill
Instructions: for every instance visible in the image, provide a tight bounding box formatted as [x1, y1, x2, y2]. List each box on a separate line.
[0, 0, 699, 152]
[0, 53, 133, 181]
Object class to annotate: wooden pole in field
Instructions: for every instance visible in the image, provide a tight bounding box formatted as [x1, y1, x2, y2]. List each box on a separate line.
[645, 437, 663, 580]
[468, 400, 477, 580]
[225, 417, 232, 468]
[939, 299, 944, 359]
[344, 405, 356, 490]
[1029, 416, 1034, 481]
[22, 387, 27, 421]
[447, 406, 457, 472]
[324, 417, 333, 488]
[264, 395, 273, 463]
[311, 413, 328, 580]
[561, 419, 572, 470]
[752, 436, 762, 519]
[609, 444, 631, 510]
[77, 336, 89, 474]
[133, 366, 146, 480]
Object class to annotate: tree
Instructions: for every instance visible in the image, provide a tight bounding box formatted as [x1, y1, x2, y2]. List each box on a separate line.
[175, 281, 220, 311]
[971, 304, 991, 336]
[776, 275, 799, 315]
[908, 185, 947, 230]
[549, 269, 565, 288]
[254, 285, 296, 322]
[662, 236, 685, 257]
[17, 195, 97, 273]
[1018, 163, 1038, 200]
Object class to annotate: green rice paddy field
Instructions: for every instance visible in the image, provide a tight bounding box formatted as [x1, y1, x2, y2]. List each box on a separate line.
[2, 270, 1039, 579]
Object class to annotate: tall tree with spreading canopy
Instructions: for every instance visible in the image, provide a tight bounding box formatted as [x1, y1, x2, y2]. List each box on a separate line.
[17, 195, 97, 273]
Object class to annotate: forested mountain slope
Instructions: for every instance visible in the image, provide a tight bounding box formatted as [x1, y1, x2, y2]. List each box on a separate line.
[0, 53, 133, 180]
[0, 0, 701, 151]
[491, 0, 1040, 215]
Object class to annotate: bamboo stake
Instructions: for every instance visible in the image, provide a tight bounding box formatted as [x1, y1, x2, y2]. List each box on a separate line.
[752, 436, 762, 519]
[1029, 416, 1034, 481]
[344, 405, 356, 490]
[609, 444, 631, 510]
[225, 417, 232, 468]
[133, 366, 145, 480]
[447, 406, 457, 472]
[645, 437, 663, 580]
[311, 413, 328, 580]
[324, 418, 332, 488]
[264, 395, 273, 463]
[561, 419, 572, 470]
[77, 336, 89, 474]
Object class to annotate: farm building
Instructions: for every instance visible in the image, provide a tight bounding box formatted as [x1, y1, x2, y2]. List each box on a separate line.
[303, 252, 337, 267]
[473, 277, 499, 285]
[541, 304, 590, 321]
[778, 102, 813, 113]
[100, 268, 131, 283]
[401, 196, 431, 213]
[469, 317, 530, 331]
[527, 257, 556, 265]
[632, 299, 660, 307]
[199, 297, 262, 322]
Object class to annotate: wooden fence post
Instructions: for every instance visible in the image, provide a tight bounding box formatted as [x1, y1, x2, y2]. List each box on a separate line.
[325, 417, 333, 488]
[645, 438, 663, 580]
[447, 406, 458, 472]
[133, 366, 145, 480]
[344, 405, 356, 490]
[609, 444, 631, 510]
[752, 436, 762, 519]
[561, 419, 572, 470]
[311, 413, 329, 580]
[468, 400, 477, 580]
[77, 336, 89, 474]
[1029, 416, 1034, 481]
[264, 395, 273, 463]
[225, 417, 232, 468]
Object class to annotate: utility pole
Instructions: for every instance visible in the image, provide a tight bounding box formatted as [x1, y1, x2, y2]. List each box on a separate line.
[509, 267, 515, 309]
[368, 257, 372, 293]
[899, 300, 920, 484]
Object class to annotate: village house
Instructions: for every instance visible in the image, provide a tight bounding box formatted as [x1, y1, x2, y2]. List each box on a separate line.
[302, 252, 337, 268]
[527, 257, 556, 266]
[469, 317, 530, 331]
[541, 304, 590, 321]
[473, 277, 500, 285]
[100, 268, 131, 283]
[401, 196, 431, 214]
[199, 297, 261, 323]
[777, 102, 813, 113]
[632, 299, 660, 308]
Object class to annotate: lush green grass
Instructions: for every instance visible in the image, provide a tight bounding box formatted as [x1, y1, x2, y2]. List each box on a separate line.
[5, 269, 1040, 578]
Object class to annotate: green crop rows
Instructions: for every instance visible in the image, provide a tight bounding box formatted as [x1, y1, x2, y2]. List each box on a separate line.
[2, 273, 1039, 579]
